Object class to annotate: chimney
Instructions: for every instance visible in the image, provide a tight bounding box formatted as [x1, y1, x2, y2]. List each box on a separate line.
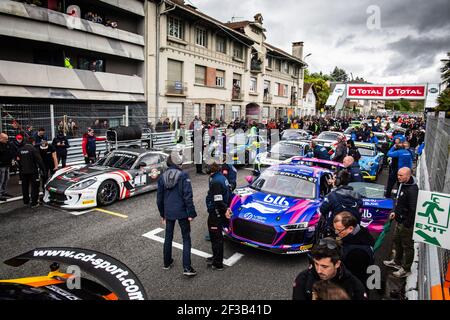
[292, 42, 304, 60]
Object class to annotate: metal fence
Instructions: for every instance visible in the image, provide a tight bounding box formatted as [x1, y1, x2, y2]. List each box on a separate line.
[412, 112, 450, 300]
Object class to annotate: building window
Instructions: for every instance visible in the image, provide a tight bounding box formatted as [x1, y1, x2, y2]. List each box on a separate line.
[275, 59, 281, 72]
[277, 83, 288, 97]
[263, 107, 270, 118]
[232, 105, 240, 120]
[284, 62, 289, 74]
[216, 36, 226, 54]
[168, 17, 184, 40]
[250, 77, 257, 92]
[194, 103, 200, 117]
[79, 57, 105, 72]
[195, 27, 208, 47]
[267, 56, 273, 69]
[216, 70, 225, 88]
[233, 43, 243, 59]
[167, 59, 183, 82]
[283, 84, 288, 97]
[218, 104, 225, 120]
[195, 65, 206, 85]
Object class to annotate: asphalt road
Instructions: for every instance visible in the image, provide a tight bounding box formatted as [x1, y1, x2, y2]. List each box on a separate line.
[0, 164, 392, 300]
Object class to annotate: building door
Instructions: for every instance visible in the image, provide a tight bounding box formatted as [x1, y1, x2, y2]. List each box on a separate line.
[205, 104, 215, 122]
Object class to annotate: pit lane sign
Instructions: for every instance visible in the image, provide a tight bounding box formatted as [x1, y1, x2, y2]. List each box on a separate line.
[413, 191, 450, 249]
[346, 84, 427, 100]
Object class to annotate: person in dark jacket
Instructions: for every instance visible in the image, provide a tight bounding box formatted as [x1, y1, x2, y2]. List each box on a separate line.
[157, 154, 197, 277]
[10, 134, 25, 182]
[0, 133, 15, 201]
[342, 156, 363, 183]
[292, 237, 367, 300]
[311, 141, 331, 160]
[383, 167, 419, 278]
[333, 212, 374, 287]
[52, 130, 70, 168]
[385, 138, 401, 198]
[222, 157, 237, 191]
[33, 128, 48, 146]
[346, 140, 361, 162]
[319, 170, 363, 236]
[332, 136, 347, 163]
[205, 162, 232, 270]
[38, 140, 59, 193]
[16, 137, 46, 207]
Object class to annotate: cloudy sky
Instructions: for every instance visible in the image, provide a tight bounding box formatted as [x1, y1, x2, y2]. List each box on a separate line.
[189, 0, 449, 84]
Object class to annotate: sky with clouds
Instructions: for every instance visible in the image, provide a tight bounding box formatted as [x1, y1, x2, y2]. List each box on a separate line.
[189, 0, 449, 84]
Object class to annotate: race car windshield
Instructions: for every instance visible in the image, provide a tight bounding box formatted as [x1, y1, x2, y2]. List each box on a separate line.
[349, 182, 385, 199]
[103, 153, 138, 169]
[281, 130, 308, 140]
[251, 170, 316, 199]
[358, 147, 376, 157]
[317, 132, 340, 141]
[270, 142, 307, 156]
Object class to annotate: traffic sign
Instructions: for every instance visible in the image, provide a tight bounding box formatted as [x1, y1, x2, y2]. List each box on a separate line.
[413, 191, 450, 249]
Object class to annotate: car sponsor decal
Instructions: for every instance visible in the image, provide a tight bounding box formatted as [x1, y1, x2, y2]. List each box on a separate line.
[82, 200, 95, 205]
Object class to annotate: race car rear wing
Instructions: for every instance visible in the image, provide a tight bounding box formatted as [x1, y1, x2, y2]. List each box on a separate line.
[4, 247, 148, 300]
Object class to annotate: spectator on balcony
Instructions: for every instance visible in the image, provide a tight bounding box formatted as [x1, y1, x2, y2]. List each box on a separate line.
[105, 19, 118, 28]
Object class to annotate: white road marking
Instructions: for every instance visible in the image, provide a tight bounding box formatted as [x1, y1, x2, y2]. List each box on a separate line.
[1, 192, 43, 203]
[142, 228, 244, 267]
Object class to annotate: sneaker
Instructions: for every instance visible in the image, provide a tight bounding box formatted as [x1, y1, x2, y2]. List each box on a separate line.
[3, 193, 14, 198]
[211, 264, 224, 271]
[392, 267, 411, 278]
[30, 203, 40, 208]
[206, 257, 213, 265]
[163, 259, 174, 270]
[383, 259, 402, 270]
[183, 267, 197, 277]
[0, 196, 7, 202]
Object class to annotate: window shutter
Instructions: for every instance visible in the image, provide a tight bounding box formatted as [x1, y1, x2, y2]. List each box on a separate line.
[206, 67, 216, 87]
[167, 59, 182, 82]
[195, 65, 206, 85]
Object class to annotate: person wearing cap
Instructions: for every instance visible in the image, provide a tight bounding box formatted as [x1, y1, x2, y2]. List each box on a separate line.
[33, 128, 48, 147]
[38, 140, 58, 193]
[82, 128, 106, 164]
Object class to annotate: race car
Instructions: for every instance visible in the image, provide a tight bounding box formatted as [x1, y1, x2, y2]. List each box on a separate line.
[312, 131, 345, 148]
[355, 142, 384, 181]
[0, 247, 147, 300]
[43, 149, 168, 209]
[253, 140, 311, 173]
[280, 129, 313, 141]
[224, 158, 393, 254]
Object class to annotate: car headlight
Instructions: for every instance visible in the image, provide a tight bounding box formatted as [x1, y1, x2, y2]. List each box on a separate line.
[281, 222, 309, 231]
[69, 178, 97, 190]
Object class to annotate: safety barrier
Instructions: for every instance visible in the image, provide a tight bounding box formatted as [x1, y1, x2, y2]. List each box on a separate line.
[408, 112, 450, 300]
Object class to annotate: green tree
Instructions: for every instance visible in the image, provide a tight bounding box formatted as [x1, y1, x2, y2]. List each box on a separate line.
[436, 88, 450, 112]
[441, 52, 450, 89]
[330, 66, 349, 82]
[304, 69, 331, 111]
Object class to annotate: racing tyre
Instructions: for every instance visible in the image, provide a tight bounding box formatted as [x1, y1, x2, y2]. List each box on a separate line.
[97, 180, 119, 207]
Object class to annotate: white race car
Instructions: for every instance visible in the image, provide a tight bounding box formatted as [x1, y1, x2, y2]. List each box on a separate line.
[43, 149, 168, 209]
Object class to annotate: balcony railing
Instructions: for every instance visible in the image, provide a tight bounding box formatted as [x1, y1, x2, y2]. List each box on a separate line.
[166, 80, 188, 96]
[263, 93, 272, 104]
[232, 88, 244, 101]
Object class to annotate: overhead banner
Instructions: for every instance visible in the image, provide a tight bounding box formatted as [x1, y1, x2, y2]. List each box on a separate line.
[346, 84, 427, 100]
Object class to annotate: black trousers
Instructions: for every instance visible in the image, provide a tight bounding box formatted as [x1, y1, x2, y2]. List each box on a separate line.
[208, 213, 226, 267]
[57, 154, 67, 168]
[22, 173, 39, 205]
[385, 170, 397, 198]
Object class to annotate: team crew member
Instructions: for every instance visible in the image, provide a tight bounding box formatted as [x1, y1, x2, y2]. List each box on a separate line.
[319, 170, 363, 235]
[52, 130, 70, 168]
[342, 156, 363, 183]
[38, 140, 59, 191]
[292, 238, 367, 300]
[383, 167, 419, 278]
[222, 157, 237, 191]
[0, 133, 15, 201]
[157, 154, 197, 277]
[17, 138, 46, 208]
[332, 136, 348, 163]
[387, 141, 413, 170]
[33, 128, 48, 146]
[82, 128, 106, 164]
[206, 162, 232, 270]
[311, 140, 331, 160]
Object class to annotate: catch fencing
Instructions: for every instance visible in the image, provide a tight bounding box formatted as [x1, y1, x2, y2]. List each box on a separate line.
[409, 112, 450, 300]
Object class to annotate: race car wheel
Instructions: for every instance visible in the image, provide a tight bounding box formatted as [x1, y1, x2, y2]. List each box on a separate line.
[97, 180, 119, 207]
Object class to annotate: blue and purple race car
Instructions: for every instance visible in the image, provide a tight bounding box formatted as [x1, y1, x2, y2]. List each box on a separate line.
[224, 158, 393, 254]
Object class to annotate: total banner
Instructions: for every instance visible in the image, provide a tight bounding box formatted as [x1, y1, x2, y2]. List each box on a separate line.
[346, 84, 427, 100]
